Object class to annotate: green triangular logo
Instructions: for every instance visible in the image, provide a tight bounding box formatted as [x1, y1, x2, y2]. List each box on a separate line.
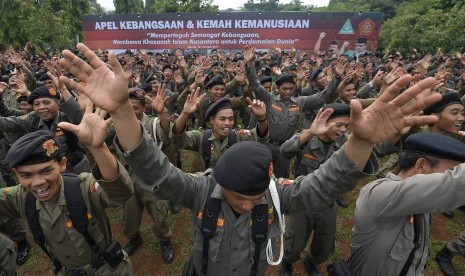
[339, 19, 354, 34]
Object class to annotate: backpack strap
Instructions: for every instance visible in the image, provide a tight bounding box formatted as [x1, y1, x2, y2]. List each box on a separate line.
[62, 174, 99, 254]
[200, 177, 221, 275]
[227, 131, 237, 147]
[201, 130, 213, 168]
[25, 192, 63, 274]
[398, 214, 421, 276]
[250, 203, 268, 276]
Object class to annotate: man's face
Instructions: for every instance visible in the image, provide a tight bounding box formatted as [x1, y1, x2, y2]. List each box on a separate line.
[355, 43, 366, 54]
[314, 72, 327, 88]
[18, 100, 33, 114]
[163, 68, 173, 80]
[211, 66, 220, 75]
[14, 158, 66, 202]
[43, 80, 55, 89]
[320, 117, 350, 142]
[329, 44, 339, 52]
[433, 104, 465, 134]
[209, 85, 225, 103]
[340, 84, 356, 103]
[130, 99, 145, 121]
[277, 83, 295, 101]
[262, 82, 272, 92]
[210, 109, 234, 139]
[150, 80, 159, 92]
[420, 158, 461, 175]
[222, 187, 265, 214]
[33, 98, 59, 122]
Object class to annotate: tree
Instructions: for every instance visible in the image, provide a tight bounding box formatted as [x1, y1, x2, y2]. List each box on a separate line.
[114, 0, 144, 14]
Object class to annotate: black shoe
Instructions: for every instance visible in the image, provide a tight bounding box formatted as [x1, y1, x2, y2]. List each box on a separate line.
[160, 240, 174, 263]
[280, 262, 293, 276]
[458, 205, 465, 212]
[442, 211, 454, 219]
[16, 239, 30, 266]
[303, 257, 321, 276]
[170, 203, 181, 214]
[336, 197, 348, 208]
[123, 235, 143, 256]
[435, 246, 457, 276]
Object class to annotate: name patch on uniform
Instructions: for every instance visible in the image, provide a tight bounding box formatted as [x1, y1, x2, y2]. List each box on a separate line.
[303, 154, 319, 161]
[90, 181, 100, 193]
[271, 104, 282, 111]
[289, 105, 300, 112]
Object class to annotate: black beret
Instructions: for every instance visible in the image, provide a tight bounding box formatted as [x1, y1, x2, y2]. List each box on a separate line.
[7, 130, 62, 168]
[39, 73, 51, 81]
[275, 74, 296, 87]
[309, 68, 323, 81]
[214, 141, 272, 195]
[423, 92, 462, 115]
[205, 98, 232, 120]
[405, 132, 465, 163]
[129, 91, 146, 105]
[260, 76, 272, 84]
[206, 75, 226, 89]
[28, 86, 60, 104]
[162, 64, 175, 72]
[160, 56, 169, 62]
[211, 61, 219, 67]
[328, 57, 338, 62]
[17, 95, 29, 103]
[322, 103, 351, 119]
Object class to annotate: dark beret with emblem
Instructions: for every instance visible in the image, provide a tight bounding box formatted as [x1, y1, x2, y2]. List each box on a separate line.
[206, 75, 226, 89]
[17, 95, 29, 103]
[129, 91, 146, 105]
[423, 92, 461, 115]
[162, 64, 176, 72]
[309, 68, 323, 81]
[7, 130, 62, 168]
[205, 98, 232, 120]
[275, 74, 296, 87]
[322, 103, 351, 119]
[260, 76, 272, 84]
[28, 86, 60, 104]
[214, 141, 272, 195]
[405, 132, 465, 163]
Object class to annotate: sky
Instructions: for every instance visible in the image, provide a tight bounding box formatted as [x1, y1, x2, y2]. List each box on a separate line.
[96, 0, 330, 12]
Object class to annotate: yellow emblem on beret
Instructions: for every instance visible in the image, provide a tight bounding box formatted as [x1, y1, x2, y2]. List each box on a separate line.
[48, 87, 57, 96]
[42, 139, 58, 156]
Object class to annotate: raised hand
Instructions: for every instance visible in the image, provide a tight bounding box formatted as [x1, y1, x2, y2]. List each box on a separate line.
[182, 87, 205, 115]
[307, 108, 335, 136]
[150, 83, 169, 114]
[350, 76, 441, 145]
[334, 57, 346, 77]
[57, 101, 112, 149]
[243, 45, 256, 64]
[0, 82, 8, 94]
[247, 97, 266, 118]
[59, 43, 129, 114]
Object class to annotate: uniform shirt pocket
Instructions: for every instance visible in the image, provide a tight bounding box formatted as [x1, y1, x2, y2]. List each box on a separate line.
[389, 222, 415, 261]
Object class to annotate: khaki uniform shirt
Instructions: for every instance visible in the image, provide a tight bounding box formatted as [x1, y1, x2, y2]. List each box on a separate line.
[0, 162, 133, 270]
[116, 126, 378, 276]
[350, 168, 465, 275]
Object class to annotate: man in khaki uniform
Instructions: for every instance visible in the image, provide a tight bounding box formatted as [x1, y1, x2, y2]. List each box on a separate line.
[57, 42, 440, 276]
[172, 93, 268, 170]
[0, 104, 133, 275]
[121, 91, 174, 263]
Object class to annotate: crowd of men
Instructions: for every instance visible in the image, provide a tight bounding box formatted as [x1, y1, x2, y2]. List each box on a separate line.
[0, 36, 465, 276]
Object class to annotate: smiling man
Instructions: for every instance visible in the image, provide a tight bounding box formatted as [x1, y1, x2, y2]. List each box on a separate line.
[0, 86, 90, 174]
[280, 103, 351, 276]
[0, 103, 134, 275]
[172, 92, 268, 170]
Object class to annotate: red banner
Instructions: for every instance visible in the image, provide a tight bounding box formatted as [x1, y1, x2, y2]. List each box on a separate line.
[82, 12, 383, 51]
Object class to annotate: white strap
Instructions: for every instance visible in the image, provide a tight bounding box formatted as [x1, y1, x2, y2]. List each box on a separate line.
[152, 117, 163, 149]
[266, 179, 285, 265]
